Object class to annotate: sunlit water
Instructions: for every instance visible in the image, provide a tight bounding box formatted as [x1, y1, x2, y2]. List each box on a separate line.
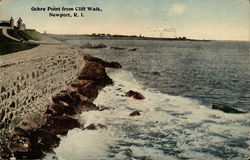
[45, 39, 250, 160]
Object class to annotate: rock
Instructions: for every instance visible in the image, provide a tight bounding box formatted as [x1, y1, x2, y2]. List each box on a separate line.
[10, 135, 31, 153]
[97, 124, 107, 129]
[47, 115, 80, 130]
[76, 84, 100, 102]
[14, 114, 46, 133]
[0, 138, 12, 159]
[212, 104, 247, 114]
[125, 90, 145, 100]
[80, 55, 122, 90]
[46, 115, 80, 135]
[33, 128, 60, 151]
[110, 47, 126, 50]
[46, 103, 65, 115]
[129, 111, 141, 116]
[80, 61, 109, 81]
[98, 105, 111, 111]
[81, 43, 107, 49]
[79, 101, 100, 112]
[109, 62, 122, 69]
[129, 48, 137, 51]
[52, 90, 77, 106]
[11, 128, 60, 159]
[84, 123, 107, 130]
[83, 55, 110, 67]
[84, 123, 97, 130]
[91, 43, 107, 49]
[68, 80, 94, 92]
[45, 103, 77, 116]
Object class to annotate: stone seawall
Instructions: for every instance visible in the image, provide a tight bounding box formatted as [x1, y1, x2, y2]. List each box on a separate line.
[0, 52, 84, 136]
[0, 55, 122, 159]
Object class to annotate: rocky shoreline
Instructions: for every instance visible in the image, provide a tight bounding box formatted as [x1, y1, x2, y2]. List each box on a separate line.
[1, 55, 124, 159]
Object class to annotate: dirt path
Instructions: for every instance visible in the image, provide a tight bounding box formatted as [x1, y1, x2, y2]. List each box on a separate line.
[1, 27, 20, 42]
[0, 43, 80, 66]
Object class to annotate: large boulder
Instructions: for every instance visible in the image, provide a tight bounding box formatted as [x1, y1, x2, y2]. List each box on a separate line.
[107, 62, 122, 69]
[84, 123, 107, 130]
[29, 115, 78, 137]
[47, 115, 80, 131]
[68, 79, 94, 92]
[45, 103, 78, 116]
[125, 90, 145, 100]
[78, 101, 100, 112]
[83, 55, 122, 69]
[10, 135, 31, 153]
[14, 114, 46, 134]
[33, 128, 60, 152]
[52, 90, 79, 106]
[10, 128, 61, 159]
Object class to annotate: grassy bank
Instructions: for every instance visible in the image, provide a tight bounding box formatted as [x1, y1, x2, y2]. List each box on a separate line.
[7, 29, 49, 41]
[0, 29, 44, 55]
[0, 42, 39, 55]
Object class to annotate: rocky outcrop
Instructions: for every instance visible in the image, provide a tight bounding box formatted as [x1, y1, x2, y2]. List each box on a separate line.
[125, 90, 145, 100]
[212, 104, 247, 114]
[4, 55, 122, 159]
[81, 43, 107, 49]
[110, 47, 137, 51]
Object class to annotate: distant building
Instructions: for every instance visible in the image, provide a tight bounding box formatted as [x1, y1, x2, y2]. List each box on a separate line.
[0, 17, 26, 30]
[17, 17, 26, 30]
[10, 17, 14, 29]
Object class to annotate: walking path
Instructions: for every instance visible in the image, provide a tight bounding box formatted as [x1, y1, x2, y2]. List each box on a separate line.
[1, 27, 20, 42]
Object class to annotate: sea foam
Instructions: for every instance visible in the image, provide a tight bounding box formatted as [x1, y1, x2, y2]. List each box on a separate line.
[44, 69, 250, 160]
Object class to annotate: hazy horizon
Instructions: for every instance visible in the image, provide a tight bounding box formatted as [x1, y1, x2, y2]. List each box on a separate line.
[0, 0, 249, 41]
[47, 32, 250, 42]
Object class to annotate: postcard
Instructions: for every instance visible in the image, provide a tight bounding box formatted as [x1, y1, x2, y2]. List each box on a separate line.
[0, 0, 249, 159]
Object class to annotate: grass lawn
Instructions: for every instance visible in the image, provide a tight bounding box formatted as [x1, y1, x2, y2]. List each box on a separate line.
[0, 29, 41, 55]
[0, 41, 39, 55]
[7, 29, 49, 41]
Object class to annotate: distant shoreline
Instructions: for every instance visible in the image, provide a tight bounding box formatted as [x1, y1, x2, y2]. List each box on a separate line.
[49, 34, 211, 42]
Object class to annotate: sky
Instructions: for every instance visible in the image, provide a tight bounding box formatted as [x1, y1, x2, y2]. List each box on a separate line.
[0, 0, 249, 41]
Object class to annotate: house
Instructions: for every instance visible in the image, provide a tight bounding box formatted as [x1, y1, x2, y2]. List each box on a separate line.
[0, 17, 26, 30]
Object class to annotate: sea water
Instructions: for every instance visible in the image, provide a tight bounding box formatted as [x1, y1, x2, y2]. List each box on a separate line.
[45, 40, 250, 159]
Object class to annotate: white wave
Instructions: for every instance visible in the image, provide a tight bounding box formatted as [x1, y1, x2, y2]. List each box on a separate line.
[45, 69, 250, 160]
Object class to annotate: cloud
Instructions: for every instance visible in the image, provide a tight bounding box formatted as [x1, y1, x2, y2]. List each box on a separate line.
[169, 3, 185, 14]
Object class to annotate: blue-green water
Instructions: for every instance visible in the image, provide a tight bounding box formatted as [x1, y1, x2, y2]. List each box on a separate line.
[70, 39, 250, 111]
[45, 39, 250, 160]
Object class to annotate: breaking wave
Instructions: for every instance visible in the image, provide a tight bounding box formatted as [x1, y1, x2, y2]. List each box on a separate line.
[45, 69, 250, 160]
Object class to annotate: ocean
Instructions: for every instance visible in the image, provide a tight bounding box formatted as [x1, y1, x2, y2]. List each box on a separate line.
[45, 39, 250, 159]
